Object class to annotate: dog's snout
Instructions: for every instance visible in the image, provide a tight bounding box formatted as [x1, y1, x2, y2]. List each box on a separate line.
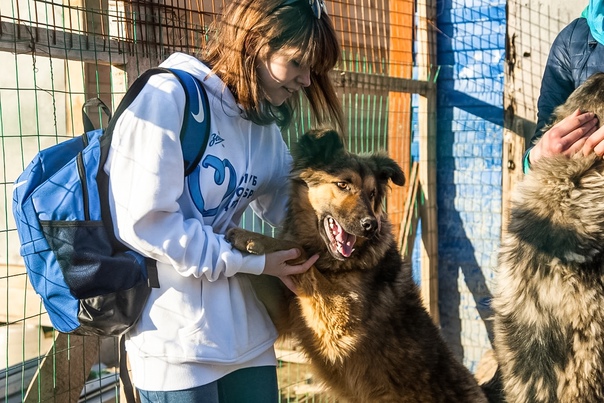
[361, 216, 378, 233]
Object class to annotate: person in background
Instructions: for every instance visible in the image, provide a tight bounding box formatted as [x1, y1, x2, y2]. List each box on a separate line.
[524, 0, 604, 170]
[105, 0, 344, 401]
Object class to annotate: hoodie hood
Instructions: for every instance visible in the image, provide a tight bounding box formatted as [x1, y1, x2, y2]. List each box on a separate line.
[160, 52, 241, 115]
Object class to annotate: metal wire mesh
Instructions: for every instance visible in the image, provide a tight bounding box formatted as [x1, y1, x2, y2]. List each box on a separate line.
[0, 0, 441, 401]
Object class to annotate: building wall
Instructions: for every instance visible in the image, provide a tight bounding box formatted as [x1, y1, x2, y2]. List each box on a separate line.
[436, 0, 506, 370]
[435, 0, 587, 372]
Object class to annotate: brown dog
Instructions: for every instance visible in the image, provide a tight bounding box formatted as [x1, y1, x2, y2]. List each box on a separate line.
[493, 72, 604, 402]
[228, 129, 487, 402]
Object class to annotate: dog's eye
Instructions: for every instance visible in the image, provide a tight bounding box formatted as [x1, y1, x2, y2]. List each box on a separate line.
[336, 182, 348, 190]
[369, 190, 376, 199]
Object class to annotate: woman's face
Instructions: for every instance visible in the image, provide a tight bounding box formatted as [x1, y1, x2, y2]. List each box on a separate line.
[257, 47, 312, 106]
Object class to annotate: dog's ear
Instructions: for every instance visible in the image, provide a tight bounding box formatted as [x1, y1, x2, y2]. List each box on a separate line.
[372, 154, 406, 186]
[293, 129, 346, 167]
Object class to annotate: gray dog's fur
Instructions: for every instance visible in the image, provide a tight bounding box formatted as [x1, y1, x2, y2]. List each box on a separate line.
[493, 72, 604, 402]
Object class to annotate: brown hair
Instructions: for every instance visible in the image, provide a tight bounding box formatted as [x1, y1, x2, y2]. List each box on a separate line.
[202, 0, 344, 131]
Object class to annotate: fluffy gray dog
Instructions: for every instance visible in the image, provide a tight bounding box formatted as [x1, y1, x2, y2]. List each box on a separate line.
[493, 72, 604, 403]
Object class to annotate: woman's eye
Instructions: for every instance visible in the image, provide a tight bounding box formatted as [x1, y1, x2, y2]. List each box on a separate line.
[291, 59, 302, 67]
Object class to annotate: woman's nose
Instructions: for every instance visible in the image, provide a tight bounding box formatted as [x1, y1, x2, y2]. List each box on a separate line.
[298, 67, 311, 87]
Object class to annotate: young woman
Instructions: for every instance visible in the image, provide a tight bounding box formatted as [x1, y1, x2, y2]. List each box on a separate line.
[524, 0, 604, 170]
[105, 0, 344, 401]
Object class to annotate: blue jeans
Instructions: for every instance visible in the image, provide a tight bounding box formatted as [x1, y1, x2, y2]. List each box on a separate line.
[137, 366, 279, 403]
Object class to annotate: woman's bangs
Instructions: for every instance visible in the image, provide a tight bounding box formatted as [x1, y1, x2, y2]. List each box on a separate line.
[273, 5, 339, 74]
[299, 23, 339, 74]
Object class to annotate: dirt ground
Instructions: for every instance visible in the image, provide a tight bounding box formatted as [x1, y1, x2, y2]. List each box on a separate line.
[275, 339, 338, 403]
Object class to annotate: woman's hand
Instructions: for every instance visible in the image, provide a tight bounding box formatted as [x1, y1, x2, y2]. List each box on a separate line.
[263, 248, 319, 294]
[581, 122, 604, 157]
[530, 109, 598, 164]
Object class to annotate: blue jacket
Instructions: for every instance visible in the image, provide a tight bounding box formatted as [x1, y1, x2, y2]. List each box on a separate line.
[533, 17, 604, 142]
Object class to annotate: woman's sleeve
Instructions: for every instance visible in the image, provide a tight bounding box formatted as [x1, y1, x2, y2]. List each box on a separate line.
[532, 20, 578, 143]
[106, 73, 265, 279]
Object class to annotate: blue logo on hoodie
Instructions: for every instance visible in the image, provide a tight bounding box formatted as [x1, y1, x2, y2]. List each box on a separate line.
[188, 155, 236, 216]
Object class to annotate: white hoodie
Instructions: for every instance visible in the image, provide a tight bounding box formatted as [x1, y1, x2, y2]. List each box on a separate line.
[105, 52, 292, 391]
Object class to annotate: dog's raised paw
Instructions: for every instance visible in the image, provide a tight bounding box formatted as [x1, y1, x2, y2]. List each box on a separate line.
[226, 228, 266, 255]
[244, 240, 265, 254]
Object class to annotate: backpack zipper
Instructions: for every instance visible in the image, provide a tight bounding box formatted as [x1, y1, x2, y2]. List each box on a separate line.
[76, 152, 90, 221]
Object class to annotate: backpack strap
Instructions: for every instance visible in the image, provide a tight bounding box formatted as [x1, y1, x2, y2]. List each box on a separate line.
[82, 97, 112, 134]
[167, 68, 211, 176]
[100, 67, 210, 177]
[119, 334, 138, 403]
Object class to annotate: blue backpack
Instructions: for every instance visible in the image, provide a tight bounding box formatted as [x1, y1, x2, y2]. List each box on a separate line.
[12, 67, 210, 337]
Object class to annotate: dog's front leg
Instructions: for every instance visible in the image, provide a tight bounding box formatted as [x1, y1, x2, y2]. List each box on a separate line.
[226, 227, 303, 260]
[292, 268, 362, 362]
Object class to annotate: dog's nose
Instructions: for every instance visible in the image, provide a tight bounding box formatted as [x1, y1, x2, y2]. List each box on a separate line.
[361, 216, 378, 233]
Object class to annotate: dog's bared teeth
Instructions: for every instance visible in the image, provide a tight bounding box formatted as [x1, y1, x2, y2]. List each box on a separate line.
[325, 216, 356, 257]
[329, 217, 340, 238]
[331, 218, 342, 238]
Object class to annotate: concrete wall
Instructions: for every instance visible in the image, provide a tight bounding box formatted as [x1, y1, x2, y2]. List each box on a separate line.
[435, 0, 586, 372]
[436, 0, 506, 370]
